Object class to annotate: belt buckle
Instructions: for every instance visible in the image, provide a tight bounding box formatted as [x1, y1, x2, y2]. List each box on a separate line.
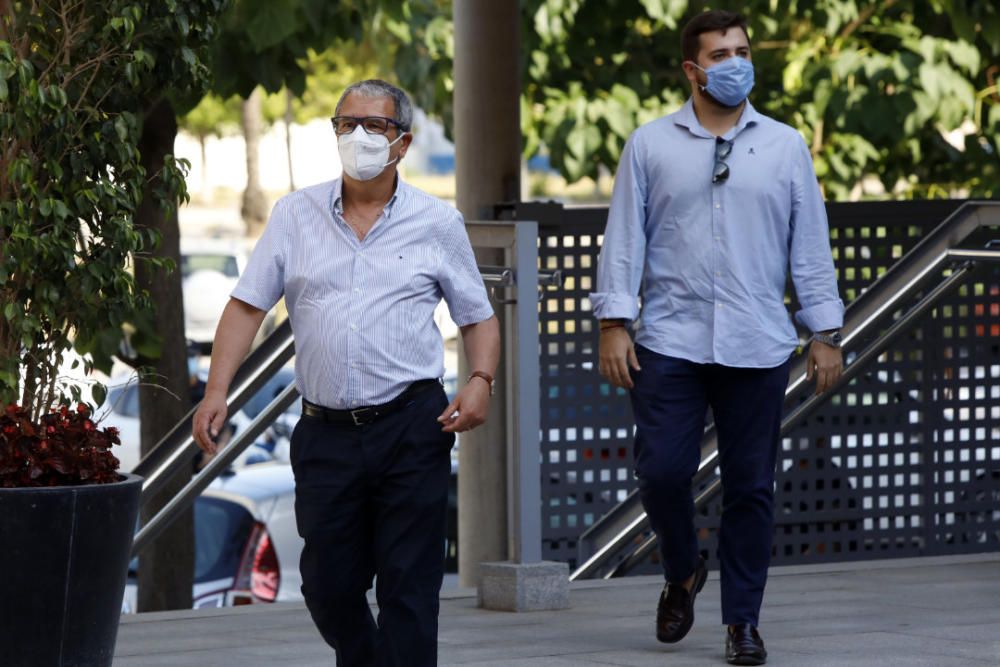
[350, 407, 372, 426]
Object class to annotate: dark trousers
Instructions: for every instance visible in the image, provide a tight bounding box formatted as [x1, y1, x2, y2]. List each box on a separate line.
[629, 345, 790, 626]
[290, 386, 454, 667]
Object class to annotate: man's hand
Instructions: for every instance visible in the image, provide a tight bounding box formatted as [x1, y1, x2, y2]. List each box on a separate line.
[437, 378, 491, 433]
[598, 326, 640, 389]
[806, 340, 843, 396]
[193, 391, 229, 455]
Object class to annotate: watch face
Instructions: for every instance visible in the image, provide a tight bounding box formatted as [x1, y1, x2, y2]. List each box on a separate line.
[817, 331, 842, 346]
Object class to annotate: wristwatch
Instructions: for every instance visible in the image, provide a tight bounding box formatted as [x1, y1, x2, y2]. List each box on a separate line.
[468, 371, 495, 396]
[813, 330, 843, 348]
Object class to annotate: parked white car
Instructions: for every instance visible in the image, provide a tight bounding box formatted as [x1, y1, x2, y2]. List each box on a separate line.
[192, 462, 302, 607]
[180, 237, 246, 349]
[122, 462, 302, 613]
[180, 236, 277, 351]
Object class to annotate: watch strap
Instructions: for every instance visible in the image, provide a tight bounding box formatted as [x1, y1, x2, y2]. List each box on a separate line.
[468, 371, 495, 395]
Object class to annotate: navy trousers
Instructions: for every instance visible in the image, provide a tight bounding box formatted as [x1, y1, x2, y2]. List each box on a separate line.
[290, 385, 454, 667]
[629, 345, 790, 626]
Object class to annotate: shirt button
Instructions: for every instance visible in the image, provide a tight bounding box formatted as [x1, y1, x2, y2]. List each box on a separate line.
[715, 236, 721, 241]
[717, 303, 723, 308]
[715, 271, 721, 277]
[350, 323, 358, 331]
[350, 362, 357, 368]
[715, 203, 721, 209]
[353, 288, 361, 294]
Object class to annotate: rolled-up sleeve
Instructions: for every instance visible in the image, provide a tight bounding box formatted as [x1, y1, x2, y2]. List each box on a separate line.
[590, 132, 647, 321]
[231, 198, 288, 312]
[437, 213, 495, 327]
[788, 137, 845, 333]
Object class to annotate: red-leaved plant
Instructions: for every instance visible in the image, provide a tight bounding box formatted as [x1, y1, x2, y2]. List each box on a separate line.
[0, 403, 121, 488]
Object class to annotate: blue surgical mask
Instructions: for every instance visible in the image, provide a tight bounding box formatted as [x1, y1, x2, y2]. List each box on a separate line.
[694, 57, 755, 107]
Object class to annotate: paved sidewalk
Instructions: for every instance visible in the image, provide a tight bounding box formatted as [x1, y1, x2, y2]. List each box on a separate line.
[115, 553, 1000, 666]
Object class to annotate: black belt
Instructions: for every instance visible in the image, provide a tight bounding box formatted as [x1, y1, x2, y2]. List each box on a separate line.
[302, 379, 441, 426]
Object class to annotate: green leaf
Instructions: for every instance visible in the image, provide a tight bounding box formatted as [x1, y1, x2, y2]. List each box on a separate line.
[114, 116, 129, 142]
[91, 383, 107, 409]
[245, 0, 302, 52]
[944, 40, 980, 76]
[639, 0, 688, 28]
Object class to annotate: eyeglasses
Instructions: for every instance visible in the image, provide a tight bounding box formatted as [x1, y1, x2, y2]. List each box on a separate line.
[713, 137, 733, 184]
[330, 115, 403, 136]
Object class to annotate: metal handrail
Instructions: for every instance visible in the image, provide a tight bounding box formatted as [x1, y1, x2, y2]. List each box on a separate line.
[606, 254, 990, 577]
[131, 260, 546, 558]
[571, 201, 1000, 580]
[133, 381, 299, 555]
[132, 318, 294, 504]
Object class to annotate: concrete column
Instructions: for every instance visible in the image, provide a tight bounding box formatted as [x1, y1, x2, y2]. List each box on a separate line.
[453, 0, 520, 588]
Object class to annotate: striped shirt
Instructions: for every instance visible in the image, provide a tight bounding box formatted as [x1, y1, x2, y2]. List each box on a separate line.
[591, 99, 843, 367]
[232, 177, 494, 409]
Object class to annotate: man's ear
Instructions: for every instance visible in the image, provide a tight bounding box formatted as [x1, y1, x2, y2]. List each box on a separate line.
[398, 132, 413, 160]
[681, 60, 700, 86]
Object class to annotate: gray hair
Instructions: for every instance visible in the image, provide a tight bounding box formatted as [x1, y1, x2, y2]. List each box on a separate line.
[335, 79, 413, 132]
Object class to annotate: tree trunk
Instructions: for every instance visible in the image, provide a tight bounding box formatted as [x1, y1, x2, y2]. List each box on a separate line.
[241, 87, 267, 237]
[134, 98, 194, 613]
[285, 88, 295, 192]
[199, 133, 208, 200]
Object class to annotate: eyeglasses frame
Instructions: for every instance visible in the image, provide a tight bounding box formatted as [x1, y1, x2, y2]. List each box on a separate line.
[330, 115, 406, 136]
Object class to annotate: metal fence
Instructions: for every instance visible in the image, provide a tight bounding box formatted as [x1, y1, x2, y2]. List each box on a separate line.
[499, 199, 1000, 572]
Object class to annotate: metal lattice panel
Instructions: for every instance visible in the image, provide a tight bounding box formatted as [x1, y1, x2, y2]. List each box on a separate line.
[511, 199, 1000, 572]
[534, 208, 633, 564]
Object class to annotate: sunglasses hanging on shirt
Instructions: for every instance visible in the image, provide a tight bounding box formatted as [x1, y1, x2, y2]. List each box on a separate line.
[713, 137, 733, 184]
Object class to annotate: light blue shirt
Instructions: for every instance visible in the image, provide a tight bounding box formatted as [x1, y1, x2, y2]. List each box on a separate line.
[590, 99, 844, 368]
[233, 177, 494, 408]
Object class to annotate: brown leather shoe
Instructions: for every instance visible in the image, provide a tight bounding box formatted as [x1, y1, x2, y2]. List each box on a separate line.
[655, 557, 707, 643]
[726, 623, 767, 665]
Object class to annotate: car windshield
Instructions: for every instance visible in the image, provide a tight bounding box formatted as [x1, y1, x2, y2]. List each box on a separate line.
[182, 253, 238, 278]
[194, 496, 256, 582]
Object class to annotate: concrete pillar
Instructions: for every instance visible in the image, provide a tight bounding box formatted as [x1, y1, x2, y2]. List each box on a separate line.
[453, 0, 520, 588]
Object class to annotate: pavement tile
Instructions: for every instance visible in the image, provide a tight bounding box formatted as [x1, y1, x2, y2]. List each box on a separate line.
[115, 553, 1000, 667]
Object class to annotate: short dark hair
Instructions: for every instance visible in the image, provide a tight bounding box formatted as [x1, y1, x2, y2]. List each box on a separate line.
[680, 10, 750, 63]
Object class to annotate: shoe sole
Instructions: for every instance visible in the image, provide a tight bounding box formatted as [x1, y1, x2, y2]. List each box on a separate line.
[656, 562, 708, 643]
[727, 656, 766, 666]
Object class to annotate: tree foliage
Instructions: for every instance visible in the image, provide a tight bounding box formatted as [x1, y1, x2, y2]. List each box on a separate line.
[281, 44, 382, 124]
[208, 0, 403, 100]
[391, 0, 1000, 199]
[0, 0, 226, 420]
[179, 93, 241, 141]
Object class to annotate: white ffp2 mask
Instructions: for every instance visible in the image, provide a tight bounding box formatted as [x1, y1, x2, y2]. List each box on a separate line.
[338, 126, 404, 181]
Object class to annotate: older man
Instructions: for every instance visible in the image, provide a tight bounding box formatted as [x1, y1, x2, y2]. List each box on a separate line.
[193, 79, 500, 667]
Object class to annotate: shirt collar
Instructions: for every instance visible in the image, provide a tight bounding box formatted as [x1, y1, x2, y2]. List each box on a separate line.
[673, 97, 760, 140]
[331, 174, 404, 219]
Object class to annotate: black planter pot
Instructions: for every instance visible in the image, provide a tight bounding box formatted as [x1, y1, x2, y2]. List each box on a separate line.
[0, 473, 142, 667]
